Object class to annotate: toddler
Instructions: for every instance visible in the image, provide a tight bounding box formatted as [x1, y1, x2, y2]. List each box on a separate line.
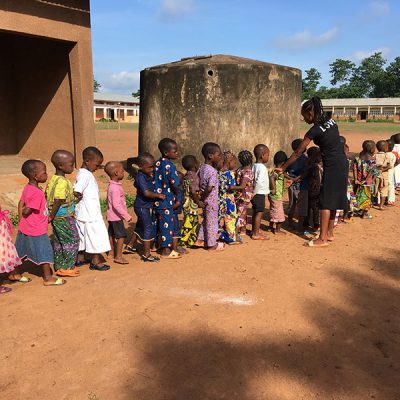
[180, 155, 203, 247]
[251, 144, 270, 240]
[46, 150, 80, 277]
[15, 160, 65, 286]
[269, 151, 288, 234]
[105, 161, 132, 264]
[235, 150, 254, 240]
[375, 140, 394, 210]
[154, 138, 181, 259]
[74, 147, 111, 271]
[195, 142, 224, 251]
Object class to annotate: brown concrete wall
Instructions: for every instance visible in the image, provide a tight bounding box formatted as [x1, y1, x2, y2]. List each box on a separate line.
[0, 0, 94, 164]
[139, 56, 302, 166]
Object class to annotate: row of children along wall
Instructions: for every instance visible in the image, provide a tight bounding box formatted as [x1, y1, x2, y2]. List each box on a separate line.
[1, 133, 400, 293]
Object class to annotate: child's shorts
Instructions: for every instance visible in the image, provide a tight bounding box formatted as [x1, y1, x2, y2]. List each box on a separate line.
[108, 220, 127, 239]
[76, 219, 111, 254]
[297, 190, 309, 217]
[15, 231, 54, 265]
[173, 213, 181, 238]
[134, 207, 156, 241]
[251, 194, 266, 213]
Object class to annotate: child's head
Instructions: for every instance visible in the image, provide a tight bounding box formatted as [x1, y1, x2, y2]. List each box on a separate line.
[376, 140, 389, 153]
[51, 150, 75, 174]
[21, 160, 47, 183]
[158, 138, 178, 160]
[339, 136, 347, 145]
[273, 151, 288, 168]
[387, 138, 395, 152]
[362, 140, 376, 155]
[391, 133, 400, 144]
[343, 144, 350, 158]
[137, 152, 155, 176]
[82, 146, 104, 172]
[223, 150, 236, 171]
[181, 155, 199, 172]
[253, 144, 270, 163]
[104, 161, 124, 181]
[238, 150, 253, 168]
[307, 146, 322, 163]
[201, 142, 222, 167]
[291, 138, 304, 152]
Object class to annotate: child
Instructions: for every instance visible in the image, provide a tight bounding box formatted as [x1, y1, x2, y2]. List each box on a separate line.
[218, 151, 239, 244]
[173, 171, 184, 252]
[344, 144, 357, 221]
[386, 139, 397, 205]
[46, 150, 80, 277]
[251, 144, 270, 240]
[353, 140, 377, 218]
[375, 140, 394, 210]
[391, 133, 400, 189]
[306, 147, 322, 230]
[195, 142, 224, 251]
[127, 153, 165, 262]
[0, 206, 22, 294]
[74, 147, 111, 271]
[14, 160, 65, 286]
[236, 150, 254, 240]
[180, 155, 203, 247]
[269, 151, 288, 234]
[154, 138, 181, 259]
[105, 161, 132, 264]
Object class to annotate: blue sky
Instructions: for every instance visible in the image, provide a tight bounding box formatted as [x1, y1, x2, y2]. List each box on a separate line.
[91, 0, 400, 94]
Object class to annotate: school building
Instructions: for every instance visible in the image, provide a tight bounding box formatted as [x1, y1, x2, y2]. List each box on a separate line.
[321, 98, 400, 121]
[0, 1, 94, 164]
[94, 93, 140, 123]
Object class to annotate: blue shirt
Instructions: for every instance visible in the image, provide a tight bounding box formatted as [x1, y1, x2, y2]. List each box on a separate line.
[287, 154, 309, 191]
[134, 171, 155, 209]
[173, 189, 183, 215]
[154, 158, 180, 210]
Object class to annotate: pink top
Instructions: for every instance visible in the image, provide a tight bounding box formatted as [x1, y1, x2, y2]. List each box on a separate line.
[18, 184, 48, 236]
[106, 180, 131, 222]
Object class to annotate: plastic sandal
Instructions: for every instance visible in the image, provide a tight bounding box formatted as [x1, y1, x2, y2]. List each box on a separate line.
[89, 263, 111, 271]
[308, 240, 329, 247]
[161, 250, 182, 259]
[123, 245, 137, 254]
[141, 254, 160, 262]
[43, 278, 66, 286]
[0, 285, 12, 294]
[9, 276, 32, 283]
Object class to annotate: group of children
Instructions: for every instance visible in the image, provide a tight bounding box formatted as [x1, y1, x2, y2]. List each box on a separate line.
[1, 133, 400, 294]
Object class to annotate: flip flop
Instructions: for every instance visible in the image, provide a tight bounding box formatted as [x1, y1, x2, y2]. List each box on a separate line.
[43, 278, 66, 286]
[56, 269, 80, 277]
[123, 245, 137, 254]
[251, 235, 267, 240]
[161, 250, 182, 259]
[141, 254, 160, 262]
[114, 259, 130, 265]
[8, 276, 32, 283]
[216, 242, 225, 251]
[75, 259, 91, 267]
[0, 285, 12, 294]
[307, 240, 329, 248]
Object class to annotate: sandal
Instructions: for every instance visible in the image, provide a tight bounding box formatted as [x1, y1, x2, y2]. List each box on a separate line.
[89, 263, 110, 271]
[307, 240, 329, 248]
[56, 269, 80, 277]
[161, 250, 182, 259]
[75, 259, 91, 267]
[140, 254, 160, 262]
[123, 245, 137, 254]
[43, 278, 66, 286]
[0, 285, 12, 294]
[215, 242, 225, 251]
[8, 276, 32, 283]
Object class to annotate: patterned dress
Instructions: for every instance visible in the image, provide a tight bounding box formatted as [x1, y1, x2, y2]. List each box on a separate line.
[353, 156, 377, 211]
[0, 209, 21, 273]
[235, 166, 254, 229]
[218, 170, 237, 243]
[269, 172, 285, 223]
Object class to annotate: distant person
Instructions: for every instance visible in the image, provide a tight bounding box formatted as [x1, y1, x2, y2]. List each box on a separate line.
[390, 133, 400, 189]
[386, 138, 398, 205]
[374, 140, 394, 210]
[74, 147, 111, 271]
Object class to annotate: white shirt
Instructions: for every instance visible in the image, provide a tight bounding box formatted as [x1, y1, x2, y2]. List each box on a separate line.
[252, 163, 270, 195]
[73, 168, 102, 222]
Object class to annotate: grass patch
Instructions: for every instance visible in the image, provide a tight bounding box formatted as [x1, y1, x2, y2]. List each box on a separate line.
[95, 122, 139, 130]
[100, 194, 136, 214]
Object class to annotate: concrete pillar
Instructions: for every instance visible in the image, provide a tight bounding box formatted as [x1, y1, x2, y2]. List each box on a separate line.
[381, 106, 383, 114]
[368, 106, 371, 119]
[103, 107, 107, 118]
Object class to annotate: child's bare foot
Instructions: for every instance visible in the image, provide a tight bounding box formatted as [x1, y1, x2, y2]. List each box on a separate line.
[275, 230, 286, 235]
[193, 240, 205, 247]
[207, 242, 225, 251]
[114, 256, 129, 265]
[307, 238, 329, 247]
[251, 234, 269, 240]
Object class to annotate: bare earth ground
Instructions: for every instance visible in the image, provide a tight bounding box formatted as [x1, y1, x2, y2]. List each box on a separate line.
[1, 123, 400, 400]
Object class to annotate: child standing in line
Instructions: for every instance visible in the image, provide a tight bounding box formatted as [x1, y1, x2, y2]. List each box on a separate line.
[180, 155, 203, 248]
[195, 142, 224, 251]
[269, 151, 288, 234]
[46, 150, 80, 278]
[391, 133, 400, 189]
[154, 138, 181, 259]
[126, 153, 165, 262]
[14, 160, 65, 286]
[105, 161, 132, 265]
[74, 147, 111, 271]
[353, 140, 377, 218]
[386, 139, 397, 206]
[375, 140, 394, 210]
[172, 171, 185, 252]
[235, 150, 254, 240]
[0, 206, 22, 294]
[251, 144, 270, 240]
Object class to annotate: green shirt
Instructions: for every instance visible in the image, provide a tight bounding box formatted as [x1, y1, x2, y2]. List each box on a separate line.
[269, 172, 285, 201]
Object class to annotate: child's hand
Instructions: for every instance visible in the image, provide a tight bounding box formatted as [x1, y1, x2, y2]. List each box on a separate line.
[158, 194, 166, 200]
[48, 216, 53, 223]
[198, 200, 206, 209]
[74, 191, 83, 201]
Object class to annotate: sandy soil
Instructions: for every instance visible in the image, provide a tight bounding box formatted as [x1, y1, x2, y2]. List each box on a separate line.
[1, 126, 400, 400]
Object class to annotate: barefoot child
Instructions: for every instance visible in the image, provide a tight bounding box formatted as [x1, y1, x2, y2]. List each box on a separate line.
[46, 150, 80, 277]
[251, 144, 270, 240]
[14, 160, 65, 286]
[127, 153, 165, 262]
[180, 155, 203, 248]
[269, 151, 288, 234]
[195, 142, 224, 251]
[105, 161, 132, 264]
[74, 147, 111, 271]
[154, 138, 181, 259]
[375, 140, 394, 210]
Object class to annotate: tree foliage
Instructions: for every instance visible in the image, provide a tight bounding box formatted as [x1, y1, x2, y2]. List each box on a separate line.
[302, 52, 400, 100]
[132, 89, 140, 98]
[93, 79, 101, 93]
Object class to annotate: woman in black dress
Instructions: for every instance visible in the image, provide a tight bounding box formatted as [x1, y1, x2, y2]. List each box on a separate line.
[279, 96, 348, 247]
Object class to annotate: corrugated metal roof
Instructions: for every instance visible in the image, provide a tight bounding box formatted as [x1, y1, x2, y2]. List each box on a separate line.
[94, 92, 140, 104]
[321, 98, 400, 107]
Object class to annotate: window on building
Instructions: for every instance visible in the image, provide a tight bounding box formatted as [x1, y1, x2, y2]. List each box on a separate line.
[95, 108, 104, 119]
[127, 109, 134, 116]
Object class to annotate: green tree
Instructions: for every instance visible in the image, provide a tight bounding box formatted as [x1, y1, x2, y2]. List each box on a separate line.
[132, 89, 140, 98]
[93, 79, 101, 93]
[329, 59, 355, 86]
[302, 68, 321, 100]
[385, 57, 400, 96]
[355, 52, 387, 97]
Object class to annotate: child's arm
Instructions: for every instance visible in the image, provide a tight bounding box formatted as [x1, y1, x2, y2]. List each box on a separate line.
[172, 200, 181, 211]
[353, 161, 362, 185]
[110, 189, 132, 222]
[269, 173, 276, 196]
[18, 200, 23, 220]
[48, 199, 63, 222]
[143, 190, 166, 201]
[192, 191, 205, 208]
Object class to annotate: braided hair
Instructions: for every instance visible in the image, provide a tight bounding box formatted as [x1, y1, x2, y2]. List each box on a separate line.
[238, 150, 253, 167]
[301, 96, 328, 125]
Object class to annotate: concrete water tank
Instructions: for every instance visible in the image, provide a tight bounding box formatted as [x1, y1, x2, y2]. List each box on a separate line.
[139, 54, 301, 164]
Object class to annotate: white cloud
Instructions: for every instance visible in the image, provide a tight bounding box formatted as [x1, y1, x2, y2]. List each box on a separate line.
[351, 47, 391, 62]
[159, 0, 196, 21]
[101, 70, 140, 94]
[275, 27, 339, 51]
[361, 1, 390, 18]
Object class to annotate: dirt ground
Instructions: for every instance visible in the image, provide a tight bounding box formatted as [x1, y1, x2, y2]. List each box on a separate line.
[1, 125, 400, 400]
